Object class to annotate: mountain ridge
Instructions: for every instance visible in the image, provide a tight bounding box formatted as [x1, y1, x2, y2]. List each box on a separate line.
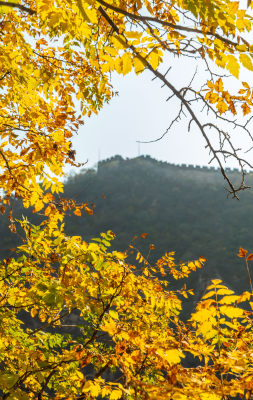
[1, 155, 253, 310]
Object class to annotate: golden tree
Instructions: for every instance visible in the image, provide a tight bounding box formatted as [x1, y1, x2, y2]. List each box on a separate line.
[0, 1, 253, 399]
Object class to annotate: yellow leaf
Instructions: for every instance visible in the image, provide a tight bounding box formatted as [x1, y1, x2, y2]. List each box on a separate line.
[48, 12, 59, 27]
[219, 305, 244, 319]
[211, 279, 223, 285]
[202, 290, 216, 299]
[198, 322, 217, 338]
[102, 320, 118, 336]
[113, 35, 128, 50]
[194, 260, 203, 269]
[90, 383, 101, 397]
[227, 2, 239, 14]
[216, 288, 234, 295]
[133, 57, 146, 74]
[205, 92, 219, 104]
[200, 393, 221, 400]
[226, 55, 240, 78]
[109, 310, 119, 320]
[219, 295, 239, 304]
[236, 44, 248, 52]
[121, 53, 132, 76]
[101, 387, 111, 397]
[33, 201, 44, 213]
[125, 31, 142, 40]
[237, 18, 251, 32]
[110, 389, 123, 400]
[192, 307, 214, 323]
[136, 252, 144, 263]
[75, 370, 84, 379]
[88, 243, 100, 252]
[156, 348, 183, 365]
[240, 54, 253, 71]
[82, 381, 101, 396]
[39, 312, 47, 322]
[148, 50, 161, 70]
[236, 19, 245, 31]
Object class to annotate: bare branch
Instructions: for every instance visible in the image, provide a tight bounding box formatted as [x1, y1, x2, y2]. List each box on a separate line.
[99, 5, 253, 197]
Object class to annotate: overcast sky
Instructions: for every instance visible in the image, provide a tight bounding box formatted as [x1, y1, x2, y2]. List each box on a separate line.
[70, 1, 253, 173]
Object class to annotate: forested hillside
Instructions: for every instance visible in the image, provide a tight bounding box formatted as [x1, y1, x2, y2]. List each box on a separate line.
[64, 156, 253, 300]
[4, 155, 253, 301]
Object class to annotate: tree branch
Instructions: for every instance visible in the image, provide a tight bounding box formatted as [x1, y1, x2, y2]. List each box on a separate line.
[0, 1, 35, 15]
[98, 5, 119, 34]
[37, 370, 57, 400]
[98, 6, 251, 197]
[97, 0, 238, 47]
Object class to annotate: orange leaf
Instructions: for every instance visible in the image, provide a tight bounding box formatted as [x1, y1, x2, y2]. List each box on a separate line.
[149, 244, 155, 250]
[247, 253, 253, 261]
[242, 103, 251, 116]
[9, 223, 16, 233]
[0, 205, 6, 215]
[214, 78, 223, 92]
[217, 99, 228, 114]
[237, 291, 251, 303]
[44, 193, 55, 202]
[140, 233, 148, 239]
[238, 247, 248, 258]
[44, 205, 52, 216]
[74, 208, 81, 216]
[85, 206, 93, 215]
[30, 307, 37, 318]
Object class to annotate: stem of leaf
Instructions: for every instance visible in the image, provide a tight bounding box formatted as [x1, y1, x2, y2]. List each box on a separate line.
[245, 259, 253, 295]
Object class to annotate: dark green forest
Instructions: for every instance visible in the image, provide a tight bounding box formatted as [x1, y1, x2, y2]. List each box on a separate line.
[3, 155, 253, 308]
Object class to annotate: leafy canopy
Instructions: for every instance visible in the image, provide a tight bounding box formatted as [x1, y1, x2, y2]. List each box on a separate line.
[0, 0, 253, 399]
[1, 0, 253, 198]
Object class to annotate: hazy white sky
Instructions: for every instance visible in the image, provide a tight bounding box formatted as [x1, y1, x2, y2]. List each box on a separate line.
[71, 2, 253, 172]
[72, 67, 209, 169]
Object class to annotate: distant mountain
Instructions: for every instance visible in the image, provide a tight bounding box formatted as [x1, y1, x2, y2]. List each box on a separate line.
[63, 156, 253, 298]
[2, 155, 253, 313]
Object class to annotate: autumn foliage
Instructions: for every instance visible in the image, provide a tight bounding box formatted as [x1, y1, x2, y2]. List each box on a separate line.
[0, 0, 253, 399]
